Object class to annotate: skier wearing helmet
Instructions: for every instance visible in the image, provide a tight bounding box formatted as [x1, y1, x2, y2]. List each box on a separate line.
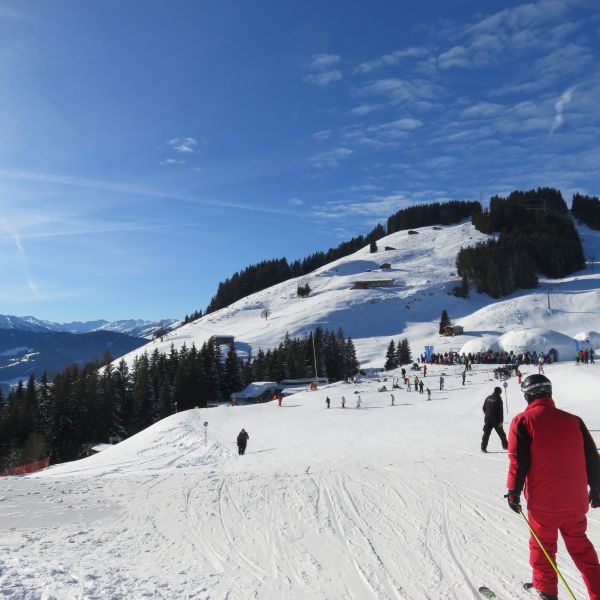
[505, 374, 600, 600]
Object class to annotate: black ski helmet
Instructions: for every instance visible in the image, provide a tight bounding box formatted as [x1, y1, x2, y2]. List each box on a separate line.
[520, 374, 552, 403]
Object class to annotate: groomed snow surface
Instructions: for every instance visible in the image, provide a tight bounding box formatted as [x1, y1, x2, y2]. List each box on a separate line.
[3, 361, 600, 599]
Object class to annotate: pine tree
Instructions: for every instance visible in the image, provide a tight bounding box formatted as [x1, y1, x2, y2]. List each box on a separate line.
[384, 340, 397, 370]
[343, 338, 360, 379]
[439, 310, 451, 334]
[113, 359, 131, 440]
[369, 239, 378, 253]
[223, 345, 244, 399]
[398, 338, 412, 365]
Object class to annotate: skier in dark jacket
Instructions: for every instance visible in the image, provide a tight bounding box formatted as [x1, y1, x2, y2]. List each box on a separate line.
[481, 386, 508, 452]
[236, 429, 249, 455]
[505, 374, 600, 600]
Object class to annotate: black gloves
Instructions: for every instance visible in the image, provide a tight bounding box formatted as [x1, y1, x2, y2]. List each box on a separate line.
[504, 490, 522, 514]
[590, 489, 600, 508]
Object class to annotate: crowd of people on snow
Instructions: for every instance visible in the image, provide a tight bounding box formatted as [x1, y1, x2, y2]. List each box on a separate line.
[420, 348, 595, 368]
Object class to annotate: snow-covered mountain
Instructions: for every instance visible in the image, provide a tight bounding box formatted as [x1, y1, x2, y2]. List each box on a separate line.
[117, 220, 600, 369]
[0, 315, 179, 339]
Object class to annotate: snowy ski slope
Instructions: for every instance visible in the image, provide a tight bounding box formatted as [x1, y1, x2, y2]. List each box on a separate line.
[3, 361, 600, 599]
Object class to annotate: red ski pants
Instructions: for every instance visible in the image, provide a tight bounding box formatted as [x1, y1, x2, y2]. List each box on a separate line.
[528, 509, 600, 598]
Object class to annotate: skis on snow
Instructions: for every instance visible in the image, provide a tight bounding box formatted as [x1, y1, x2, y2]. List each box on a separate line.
[479, 582, 548, 599]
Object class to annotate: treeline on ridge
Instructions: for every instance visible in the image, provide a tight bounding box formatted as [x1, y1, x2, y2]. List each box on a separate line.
[201, 200, 481, 317]
[455, 188, 585, 298]
[572, 193, 600, 230]
[386, 200, 480, 234]
[0, 327, 359, 469]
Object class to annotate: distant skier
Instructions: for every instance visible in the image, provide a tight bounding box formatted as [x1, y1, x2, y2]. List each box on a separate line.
[439, 375, 445, 391]
[406, 380, 412, 392]
[414, 376, 419, 391]
[423, 364, 427, 377]
[481, 387, 508, 453]
[277, 395, 282, 407]
[426, 388, 431, 401]
[401, 367, 406, 379]
[418, 380, 424, 394]
[538, 356, 545, 375]
[462, 370, 466, 386]
[390, 393, 395, 406]
[341, 396, 346, 409]
[356, 396, 362, 409]
[236, 429, 249, 455]
[325, 396, 331, 409]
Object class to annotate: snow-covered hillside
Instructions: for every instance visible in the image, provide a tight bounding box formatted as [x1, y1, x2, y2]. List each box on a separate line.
[3, 361, 600, 598]
[118, 221, 600, 369]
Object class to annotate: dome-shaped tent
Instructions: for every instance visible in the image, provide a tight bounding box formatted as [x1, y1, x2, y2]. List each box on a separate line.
[497, 328, 574, 362]
[459, 336, 501, 355]
[574, 331, 600, 350]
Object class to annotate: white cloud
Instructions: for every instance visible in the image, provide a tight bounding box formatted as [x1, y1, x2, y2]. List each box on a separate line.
[349, 103, 384, 116]
[288, 198, 304, 206]
[0, 217, 41, 298]
[311, 193, 415, 221]
[438, 46, 472, 69]
[340, 118, 424, 150]
[355, 47, 429, 74]
[159, 158, 186, 165]
[550, 87, 574, 133]
[360, 78, 437, 105]
[304, 70, 342, 87]
[312, 129, 333, 141]
[309, 53, 341, 70]
[309, 147, 353, 169]
[460, 103, 504, 119]
[167, 137, 198, 153]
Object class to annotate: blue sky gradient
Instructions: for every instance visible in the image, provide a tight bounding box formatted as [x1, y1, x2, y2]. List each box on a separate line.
[0, 0, 599, 321]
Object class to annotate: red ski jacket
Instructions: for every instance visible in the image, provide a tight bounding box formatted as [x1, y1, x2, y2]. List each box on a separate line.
[506, 397, 600, 514]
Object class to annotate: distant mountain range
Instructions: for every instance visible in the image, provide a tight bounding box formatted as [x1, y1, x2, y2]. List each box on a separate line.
[0, 315, 179, 339]
[0, 315, 179, 392]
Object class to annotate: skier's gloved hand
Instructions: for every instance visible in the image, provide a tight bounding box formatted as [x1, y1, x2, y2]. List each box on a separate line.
[504, 490, 521, 514]
[590, 489, 600, 508]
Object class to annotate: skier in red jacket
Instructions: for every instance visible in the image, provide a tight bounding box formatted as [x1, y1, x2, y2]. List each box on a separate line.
[505, 374, 600, 600]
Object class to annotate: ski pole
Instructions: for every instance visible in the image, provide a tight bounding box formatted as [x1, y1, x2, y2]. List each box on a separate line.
[519, 508, 577, 600]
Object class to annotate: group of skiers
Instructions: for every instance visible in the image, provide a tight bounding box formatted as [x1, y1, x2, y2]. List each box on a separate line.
[576, 349, 596, 364]
[481, 374, 600, 599]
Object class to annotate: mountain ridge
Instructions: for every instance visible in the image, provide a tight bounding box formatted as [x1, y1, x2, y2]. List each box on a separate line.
[0, 315, 179, 340]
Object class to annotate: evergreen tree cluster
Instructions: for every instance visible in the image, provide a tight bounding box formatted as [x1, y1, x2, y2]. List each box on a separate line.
[456, 188, 585, 298]
[384, 338, 412, 370]
[183, 310, 202, 325]
[251, 327, 359, 384]
[386, 201, 481, 235]
[0, 328, 359, 469]
[296, 281, 311, 297]
[572, 193, 600, 230]
[204, 226, 386, 315]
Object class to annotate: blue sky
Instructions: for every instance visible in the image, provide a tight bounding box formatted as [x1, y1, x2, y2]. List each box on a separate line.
[0, 0, 599, 322]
